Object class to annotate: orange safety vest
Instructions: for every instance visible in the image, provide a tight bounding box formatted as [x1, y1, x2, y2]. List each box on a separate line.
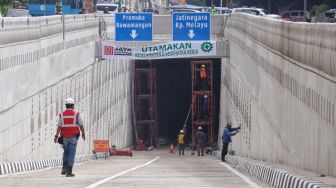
[60, 109, 80, 138]
[177, 134, 184, 144]
[200, 69, 207, 79]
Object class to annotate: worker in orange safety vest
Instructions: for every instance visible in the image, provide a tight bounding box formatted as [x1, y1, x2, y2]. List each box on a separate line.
[54, 98, 85, 177]
[177, 130, 185, 156]
[200, 64, 207, 90]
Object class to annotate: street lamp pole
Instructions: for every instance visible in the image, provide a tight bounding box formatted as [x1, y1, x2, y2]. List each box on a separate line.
[304, 0, 307, 21]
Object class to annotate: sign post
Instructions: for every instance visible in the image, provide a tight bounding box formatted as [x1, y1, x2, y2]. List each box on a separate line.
[115, 13, 153, 41]
[172, 12, 211, 41]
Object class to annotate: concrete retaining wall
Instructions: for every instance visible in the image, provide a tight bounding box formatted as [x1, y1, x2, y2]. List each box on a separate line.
[0, 15, 133, 163]
[227, 13, 336, 78]
[219, 14, 336, 177]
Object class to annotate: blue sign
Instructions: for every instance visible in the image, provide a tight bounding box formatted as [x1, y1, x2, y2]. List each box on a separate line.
[172, 12, 210, 41]
[115, 13, 152, 41]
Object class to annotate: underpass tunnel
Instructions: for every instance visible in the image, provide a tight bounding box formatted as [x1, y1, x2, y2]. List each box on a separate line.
[135, 58, 221, 148]
[156, 59, 192, 145]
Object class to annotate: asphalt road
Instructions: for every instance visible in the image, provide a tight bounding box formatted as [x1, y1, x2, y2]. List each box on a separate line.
[0, 149, 267, 188]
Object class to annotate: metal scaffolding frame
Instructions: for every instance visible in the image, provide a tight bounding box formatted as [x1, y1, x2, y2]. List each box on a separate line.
[134, 61, 157, 150]
[191, 60, 214, 147]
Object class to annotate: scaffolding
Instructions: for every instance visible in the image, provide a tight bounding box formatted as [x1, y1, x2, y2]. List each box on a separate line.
[191, 60, 214, 147]
[134, 61, 157, 150]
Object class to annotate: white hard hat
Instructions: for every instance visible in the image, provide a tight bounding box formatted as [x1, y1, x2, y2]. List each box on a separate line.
[198, 126, 202, 130]
[65, 98, 75, 105]
[204, 95, 208, 98]
[180, 130, 184, 133]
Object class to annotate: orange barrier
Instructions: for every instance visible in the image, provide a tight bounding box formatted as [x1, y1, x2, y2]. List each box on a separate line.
[136, 139, 144, 151]
[111, 148, 133, 157]
[93, 140, 109, 153]
[169, 144, 174, 153]
[93, 140, 109, 160]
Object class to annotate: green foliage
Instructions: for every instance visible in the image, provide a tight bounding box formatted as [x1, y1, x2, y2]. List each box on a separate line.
[0, 0, 29, 16]
[0, 0, 13, 16]
[310, 3, 330, 17]
[20, 0, 29, 7]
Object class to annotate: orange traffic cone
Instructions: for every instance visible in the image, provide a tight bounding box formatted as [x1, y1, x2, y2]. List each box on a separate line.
[169, 144, 174, 153]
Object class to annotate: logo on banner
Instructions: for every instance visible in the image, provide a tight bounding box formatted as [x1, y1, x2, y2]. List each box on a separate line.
[104, 46, 132, 56]
[200, 41, 214, 53]
[104, 46, 113, 55]
[114, 47, 132, 55]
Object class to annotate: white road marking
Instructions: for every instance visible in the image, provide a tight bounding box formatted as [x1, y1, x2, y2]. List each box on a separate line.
[220, 162, 262, 188]
[85, 156, 160, 188]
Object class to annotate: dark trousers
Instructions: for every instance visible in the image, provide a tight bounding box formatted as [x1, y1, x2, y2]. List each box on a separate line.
[197, 143, 204, 156]
[221, 143, 229, 162]
[178, 144, 184, 156]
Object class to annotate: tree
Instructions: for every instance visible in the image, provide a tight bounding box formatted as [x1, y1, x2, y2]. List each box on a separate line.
[0, 0, 13, 16]
[310, 3, 329, 17]
[19, 0, 29, 8]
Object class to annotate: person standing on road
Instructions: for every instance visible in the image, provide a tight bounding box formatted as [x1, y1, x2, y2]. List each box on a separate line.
[221, 122, 240, 162]
[177, 130, 185, 156]
[54, 98, 86, 177]
[195, 126, 206, 156]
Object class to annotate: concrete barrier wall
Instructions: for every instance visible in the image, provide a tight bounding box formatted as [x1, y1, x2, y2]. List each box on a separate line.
[220, 14, 336, 176]
[0, 15, 133, 163]
[227, 13, 336, 78]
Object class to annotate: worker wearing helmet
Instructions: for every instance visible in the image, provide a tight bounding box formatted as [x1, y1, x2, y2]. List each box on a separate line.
[199, 64, 207, 90]
[221, 122, 240, 162]
[177, 130, 185, 156]
[200, 64, 206, 79]
[194, 126, 206, 156]
[54, 98, 85, 177]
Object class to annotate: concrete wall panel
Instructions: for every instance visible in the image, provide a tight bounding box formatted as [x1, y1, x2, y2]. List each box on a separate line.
[227, 13, 336, 78]
[221, 15, 336, 176]
[0, 16, 133, 163]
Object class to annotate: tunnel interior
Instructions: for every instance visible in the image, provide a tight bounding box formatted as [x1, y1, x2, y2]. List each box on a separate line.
[135, 58, 221, 147]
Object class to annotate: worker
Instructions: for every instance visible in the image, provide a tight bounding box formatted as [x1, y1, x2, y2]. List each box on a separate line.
[195, 126, 206, 156]
[200, 64, 207, 79]
[54, 98, 86, 177]
[177, 130, 185, 156]
[221, 122, 240, 162]
[199, 64, 207, 90]
[211, 5, 217, 15]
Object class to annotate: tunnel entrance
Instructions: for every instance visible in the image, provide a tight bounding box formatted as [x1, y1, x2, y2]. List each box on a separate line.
[134, 58, 221, 149]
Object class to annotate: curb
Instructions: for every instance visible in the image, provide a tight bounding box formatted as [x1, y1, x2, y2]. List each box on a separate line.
[212, 151, 333, 188]
[0, 153, 105, 175]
